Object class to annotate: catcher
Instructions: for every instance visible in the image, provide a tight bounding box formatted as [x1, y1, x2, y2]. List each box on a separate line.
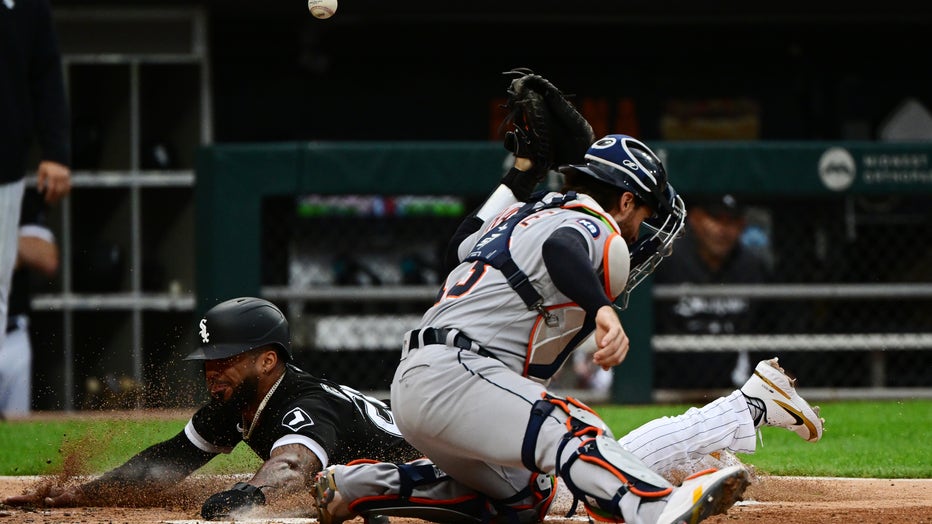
[309, 69, 822, 524]
[3, 296, 422, 519]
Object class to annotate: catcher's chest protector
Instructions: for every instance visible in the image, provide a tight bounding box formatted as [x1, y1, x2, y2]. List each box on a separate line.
[465, 193, 627, 380]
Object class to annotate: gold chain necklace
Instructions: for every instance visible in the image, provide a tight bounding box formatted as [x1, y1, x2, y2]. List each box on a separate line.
[242, 371, 285, 442]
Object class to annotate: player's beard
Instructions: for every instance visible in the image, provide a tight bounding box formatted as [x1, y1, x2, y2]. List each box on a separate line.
[209, 373, 259, 411]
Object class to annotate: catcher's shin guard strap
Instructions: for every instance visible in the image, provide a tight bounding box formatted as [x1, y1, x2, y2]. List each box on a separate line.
[522, 398, 556, 473]
[523, 393, 614, 473]
[524, 394, 672, 521]
[558, 435, 673, 520]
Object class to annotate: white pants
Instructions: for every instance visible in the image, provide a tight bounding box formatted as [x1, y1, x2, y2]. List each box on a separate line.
[618, 389, 758, 480]
[0, 315, 31, 415]
[0, 178, 26, 350]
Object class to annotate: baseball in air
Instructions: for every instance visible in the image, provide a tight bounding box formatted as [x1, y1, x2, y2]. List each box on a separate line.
[308, 0, 337, 19]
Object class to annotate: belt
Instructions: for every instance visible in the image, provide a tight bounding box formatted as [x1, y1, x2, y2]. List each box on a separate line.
[6, 314, 27, 334]
[403, 327, 499, 360]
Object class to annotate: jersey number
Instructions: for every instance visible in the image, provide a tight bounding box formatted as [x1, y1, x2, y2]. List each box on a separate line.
[338, 385, 403, 437]
[439, 262, 488, 301]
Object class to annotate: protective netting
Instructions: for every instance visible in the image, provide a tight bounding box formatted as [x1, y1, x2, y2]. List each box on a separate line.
[263, 193, 932, 397]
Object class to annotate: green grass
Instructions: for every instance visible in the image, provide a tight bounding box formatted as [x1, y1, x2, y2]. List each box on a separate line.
[0, 399, 928, 478]
[0, 418, 261, 476]
[597, 399, 932, 478]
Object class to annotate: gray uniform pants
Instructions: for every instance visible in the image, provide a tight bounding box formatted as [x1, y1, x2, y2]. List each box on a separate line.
[391, 344, 637, 508]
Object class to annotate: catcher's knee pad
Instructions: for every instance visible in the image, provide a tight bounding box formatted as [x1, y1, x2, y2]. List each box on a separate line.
[521, 394, 672, 522]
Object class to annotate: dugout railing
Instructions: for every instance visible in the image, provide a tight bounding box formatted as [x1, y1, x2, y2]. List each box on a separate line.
[196, 141, 932, 404]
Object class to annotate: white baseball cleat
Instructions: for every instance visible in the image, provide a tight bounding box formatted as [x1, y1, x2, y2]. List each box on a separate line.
[741, 357, 824, 442]
[655, 465, 750, 524]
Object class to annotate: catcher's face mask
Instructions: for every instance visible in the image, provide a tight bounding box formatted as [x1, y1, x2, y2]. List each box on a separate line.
[616, 188, 686, 310]
[566, 134, 687, 309]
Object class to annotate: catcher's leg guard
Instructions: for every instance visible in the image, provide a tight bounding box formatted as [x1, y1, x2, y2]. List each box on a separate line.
[522, 394, 673, 522]
[314, 458, 555, 524]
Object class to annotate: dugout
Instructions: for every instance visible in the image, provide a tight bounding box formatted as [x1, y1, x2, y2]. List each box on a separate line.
[196, 140, 932, 404]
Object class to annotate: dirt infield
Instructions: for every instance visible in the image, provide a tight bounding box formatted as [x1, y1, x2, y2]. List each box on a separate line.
[1, 474, 929, 523]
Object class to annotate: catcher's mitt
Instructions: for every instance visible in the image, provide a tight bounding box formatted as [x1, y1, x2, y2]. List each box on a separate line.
[501, 68, 595, 175]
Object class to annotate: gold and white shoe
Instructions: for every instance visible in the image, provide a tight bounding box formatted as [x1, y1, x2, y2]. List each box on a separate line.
[741, 357, 824, 442]
[656, 465, 750, 524]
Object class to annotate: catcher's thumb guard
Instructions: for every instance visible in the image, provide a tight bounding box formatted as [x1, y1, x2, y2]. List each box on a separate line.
[503, 128, 534, 159]
[201, 482, 266, 520]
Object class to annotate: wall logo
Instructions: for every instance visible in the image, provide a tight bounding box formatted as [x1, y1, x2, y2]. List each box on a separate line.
[818, 147, 856, 191]
[199, 318, 209, 343]
[282, 407, 315, 431]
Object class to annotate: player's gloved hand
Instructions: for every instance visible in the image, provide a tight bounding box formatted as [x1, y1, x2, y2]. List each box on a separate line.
[200, 482, 266, 520]
[3, 484, 86, 507]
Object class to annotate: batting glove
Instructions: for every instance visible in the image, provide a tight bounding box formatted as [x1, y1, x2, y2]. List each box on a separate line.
[200, 482, 266, 520]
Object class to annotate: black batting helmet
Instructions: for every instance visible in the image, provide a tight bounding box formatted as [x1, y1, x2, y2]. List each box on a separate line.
[185, 297, 292, 361]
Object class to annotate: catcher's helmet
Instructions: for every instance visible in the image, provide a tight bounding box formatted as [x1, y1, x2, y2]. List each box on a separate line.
[185, 297, 292, 361]
[559, 134, 687, 309]
[560, 134, 674, 215]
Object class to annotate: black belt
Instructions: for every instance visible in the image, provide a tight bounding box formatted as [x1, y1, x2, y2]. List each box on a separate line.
[6, 314, 26, 333]
[404, 328, 499, 360]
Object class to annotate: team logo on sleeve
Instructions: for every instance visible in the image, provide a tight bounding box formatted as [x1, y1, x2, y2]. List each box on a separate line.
[576, 219, 600, 238]
[282, 407, 315, 431]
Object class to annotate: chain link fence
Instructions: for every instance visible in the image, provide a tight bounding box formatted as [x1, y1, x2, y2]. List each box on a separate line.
[261, 192, 932, 401]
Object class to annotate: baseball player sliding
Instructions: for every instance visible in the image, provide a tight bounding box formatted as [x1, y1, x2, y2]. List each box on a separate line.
[3, 297, 422, 519]
[311, 71, 824, 524]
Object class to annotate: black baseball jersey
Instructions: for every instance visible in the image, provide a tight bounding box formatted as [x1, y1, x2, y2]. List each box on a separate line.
[185, 364, 420, 467]
[8, 189, 51, 318]
[653, 227, 769, 335]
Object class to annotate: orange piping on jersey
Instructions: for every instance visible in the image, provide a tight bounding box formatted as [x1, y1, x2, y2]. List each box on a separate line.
[346, 458, 380, 466]
[601, 233, 624, 297]
[524, 301, 578, 377]
[561, 201, 621, 234]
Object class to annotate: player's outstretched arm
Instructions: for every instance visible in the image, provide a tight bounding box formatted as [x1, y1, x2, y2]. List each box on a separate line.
[3, 430, 215, 508]
[200, 443, 323, 519]
[3, 484, 83, 508]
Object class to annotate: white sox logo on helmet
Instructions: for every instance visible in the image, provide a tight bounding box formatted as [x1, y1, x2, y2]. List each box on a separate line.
[199, 318, 209, 343]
